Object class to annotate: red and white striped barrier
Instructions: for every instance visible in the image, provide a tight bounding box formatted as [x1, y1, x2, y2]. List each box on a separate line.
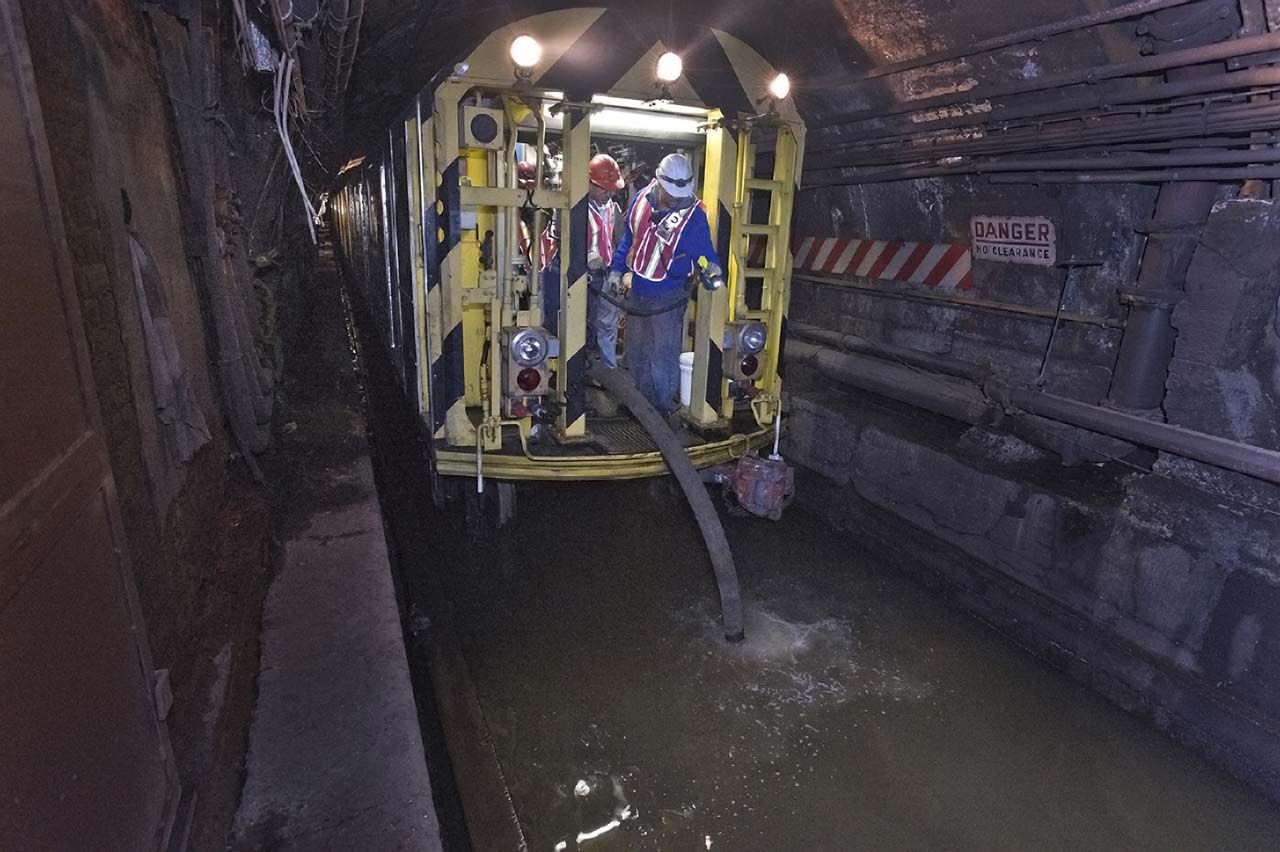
[793, 236, 973, 290]
[748, 236, 974, 291]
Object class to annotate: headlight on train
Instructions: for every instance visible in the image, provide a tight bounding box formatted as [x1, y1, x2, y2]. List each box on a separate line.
[737, 322, 768, 355]
[511, 328, 549, 367]
[725, 320, 768, 382]
[509, 35, 542, 70]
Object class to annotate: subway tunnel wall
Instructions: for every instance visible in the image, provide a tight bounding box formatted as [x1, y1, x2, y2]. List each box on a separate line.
[20, 0, 231, 660]
[13, 3, 302, 835]
[785, 40, 1280, 808]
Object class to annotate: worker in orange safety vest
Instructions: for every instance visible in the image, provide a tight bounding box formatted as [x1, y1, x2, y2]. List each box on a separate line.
[585, 153, 625, 368]
[608, 153, 723, 413]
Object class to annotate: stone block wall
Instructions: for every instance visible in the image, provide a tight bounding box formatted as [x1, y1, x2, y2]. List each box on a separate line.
[786, 383, 1280, 796]
[784, 181, 1280, 796]
[20, 0, 228, 662]
[790, 178, 1156, 403]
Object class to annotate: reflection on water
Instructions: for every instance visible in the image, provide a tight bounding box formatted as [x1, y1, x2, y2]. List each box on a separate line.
[445, 482, 1280, 851]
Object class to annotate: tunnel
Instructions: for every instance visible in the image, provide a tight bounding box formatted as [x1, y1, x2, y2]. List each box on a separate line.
[5, 0, 1280, 849]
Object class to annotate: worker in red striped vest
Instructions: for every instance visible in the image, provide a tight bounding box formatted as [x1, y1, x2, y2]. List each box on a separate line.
[586, 153, 624, 368]
[515, 161, 536, 270]
[608, 153, 723, 414]
[539, 215, 561, 333]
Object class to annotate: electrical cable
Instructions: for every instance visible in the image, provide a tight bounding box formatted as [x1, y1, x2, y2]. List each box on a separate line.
[274, 52, 318, 243]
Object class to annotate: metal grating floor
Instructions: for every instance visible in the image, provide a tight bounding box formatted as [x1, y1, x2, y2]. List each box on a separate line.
[589, 417, 702, 455]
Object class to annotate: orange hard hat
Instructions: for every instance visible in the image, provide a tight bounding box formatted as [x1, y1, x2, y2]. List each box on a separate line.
[516, 161, 536, 188]
[589, 154, 624, 191]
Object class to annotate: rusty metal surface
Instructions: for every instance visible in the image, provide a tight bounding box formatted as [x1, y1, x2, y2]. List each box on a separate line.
[0, 3, 179, 849]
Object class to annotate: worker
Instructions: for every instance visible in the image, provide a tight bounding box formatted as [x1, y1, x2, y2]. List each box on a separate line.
[608, 153, 723, 414]
[539, 214, 561, 334]
[515, 161, 536, 270]
[586, 153, 625, 368]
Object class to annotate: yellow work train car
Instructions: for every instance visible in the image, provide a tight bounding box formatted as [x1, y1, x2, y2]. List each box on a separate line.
[330, 8, 804, 495]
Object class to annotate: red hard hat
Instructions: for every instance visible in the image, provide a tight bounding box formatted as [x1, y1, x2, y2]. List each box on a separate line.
[589, 154, 625, 191]
[516, 161, 536, 188]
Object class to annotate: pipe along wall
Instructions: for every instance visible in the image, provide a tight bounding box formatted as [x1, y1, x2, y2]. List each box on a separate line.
[786, 328, 1280, 486]
[778, 289, 1280, 798]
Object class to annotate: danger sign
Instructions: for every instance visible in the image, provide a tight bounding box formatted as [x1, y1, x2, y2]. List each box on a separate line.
[970, 215, 1056, 266]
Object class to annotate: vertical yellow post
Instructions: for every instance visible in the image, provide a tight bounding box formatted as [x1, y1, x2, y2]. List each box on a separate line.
[557, 104, 590, 439]
[691, 111, 735, 426]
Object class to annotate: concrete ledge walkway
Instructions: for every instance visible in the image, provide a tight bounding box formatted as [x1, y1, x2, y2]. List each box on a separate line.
[233, 447, 442, 852]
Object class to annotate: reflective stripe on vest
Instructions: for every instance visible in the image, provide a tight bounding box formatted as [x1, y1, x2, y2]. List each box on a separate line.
[540, 225, 558, 271]
[517, 220, 531, 262]
[588, 199, 616, 262]
[627, 181, 700, 282]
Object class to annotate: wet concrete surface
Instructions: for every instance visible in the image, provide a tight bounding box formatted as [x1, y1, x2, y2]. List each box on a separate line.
[431, 480, 1280, 852]
[234, 452, 442, 852]
[232, 253, 442, 852]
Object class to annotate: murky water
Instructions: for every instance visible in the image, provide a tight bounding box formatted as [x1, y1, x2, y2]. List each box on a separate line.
[444, 481, 1280, 852]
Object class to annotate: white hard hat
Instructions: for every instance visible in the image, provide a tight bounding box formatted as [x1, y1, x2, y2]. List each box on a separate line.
[656, 153, 696, 198]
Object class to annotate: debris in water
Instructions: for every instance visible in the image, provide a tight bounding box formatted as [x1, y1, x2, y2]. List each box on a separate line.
[574, 779, 590, 797]
[577, 819, 620, 842]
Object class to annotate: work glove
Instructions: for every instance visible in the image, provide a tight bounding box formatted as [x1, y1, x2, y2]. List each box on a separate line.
[587, 250, 605, 272]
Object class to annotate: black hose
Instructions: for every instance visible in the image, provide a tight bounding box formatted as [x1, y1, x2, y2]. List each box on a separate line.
[592, 280, 691, 317]
[587, 363, 745, 642]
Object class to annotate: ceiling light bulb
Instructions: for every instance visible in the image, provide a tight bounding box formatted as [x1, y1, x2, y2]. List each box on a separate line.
[510, 35, 543, 69]
[656, 52, 683, 83]
[769, 73, 791, 100]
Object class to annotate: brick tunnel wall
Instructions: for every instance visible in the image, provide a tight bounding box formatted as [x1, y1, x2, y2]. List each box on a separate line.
[20, 0, 233, 666]
[783, 171, 1280, 796]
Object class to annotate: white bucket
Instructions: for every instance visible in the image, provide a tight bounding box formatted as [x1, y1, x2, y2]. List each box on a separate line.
[678, 351, 696, 407]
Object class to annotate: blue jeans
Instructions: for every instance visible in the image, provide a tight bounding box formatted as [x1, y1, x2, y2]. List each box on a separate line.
[588, 271, 621, 369]
[626, 289, 687, 413]
[541, 260, 560, 336]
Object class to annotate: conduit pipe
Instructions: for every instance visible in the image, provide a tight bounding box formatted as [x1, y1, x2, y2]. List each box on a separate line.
[794, 273, 1124, 329]
[808, 66, 1280, 157]
[786, 337, 1280, 487]
[788, 323, 989, 382]
[809, 100, 1280, 170]
[588, 364, 745, 642]
[816, 30, 1280, 130]
[786, 339, 992, 426]
[851, 0, 1198, 81]
[1107, 3, 1233, 413]
[988, 167, 1280, 183]
[807, 154, 1280, 186]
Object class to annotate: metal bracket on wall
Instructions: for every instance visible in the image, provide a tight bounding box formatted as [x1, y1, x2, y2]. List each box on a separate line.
[1036, 258, 1104, 387]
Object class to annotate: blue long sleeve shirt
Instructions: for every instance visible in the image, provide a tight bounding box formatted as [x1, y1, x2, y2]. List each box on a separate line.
[610, 190, 722, 299]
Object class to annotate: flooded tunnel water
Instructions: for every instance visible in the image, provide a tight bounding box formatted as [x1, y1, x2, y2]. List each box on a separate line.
[446, 485, 1280, 851]
[344, 275, 1280, 852]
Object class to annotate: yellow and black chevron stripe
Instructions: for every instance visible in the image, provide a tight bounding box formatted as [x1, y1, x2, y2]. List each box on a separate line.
[558, 105, 591, 439]
[432, 147, 467, 442]
[694, 115, 738, 424]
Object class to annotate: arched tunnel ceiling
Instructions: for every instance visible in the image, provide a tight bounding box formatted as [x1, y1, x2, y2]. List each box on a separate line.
[341, 0, 1141, 156]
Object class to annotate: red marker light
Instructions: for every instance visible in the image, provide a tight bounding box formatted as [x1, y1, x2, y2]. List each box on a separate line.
[517, 368, 542, 392]
[741, 355, 759, 376]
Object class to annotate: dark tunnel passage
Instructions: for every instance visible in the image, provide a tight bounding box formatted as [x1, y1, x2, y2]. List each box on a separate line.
[4, 1, 1280, 850]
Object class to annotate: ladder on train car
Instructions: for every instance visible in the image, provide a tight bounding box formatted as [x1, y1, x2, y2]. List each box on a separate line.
[691, 113, 800, 428]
